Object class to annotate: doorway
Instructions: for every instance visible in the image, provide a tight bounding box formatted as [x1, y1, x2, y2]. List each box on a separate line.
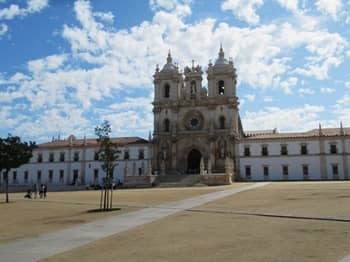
[187, 149, 201, 174]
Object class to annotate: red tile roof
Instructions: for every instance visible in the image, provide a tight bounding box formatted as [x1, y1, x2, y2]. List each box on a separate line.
[244, 127, 350, 140]
[38, 136, 149, 149]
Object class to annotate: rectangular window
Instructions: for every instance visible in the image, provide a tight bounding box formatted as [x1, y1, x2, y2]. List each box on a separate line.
[282, 165, 288, 176]
[59, 170, 64, 183]
[138, 149, 144, 160]
[12, 171, 17, 183]
[245, 166, 251, 179]
[24, 171, 29, 183]
[48, 170, 53, 183]
[60, 152, 65, 162]
[302, 165, 309, 177]
[261, 145, 268, 156]
[301, 144, 308, 155]
[281, 145, 288, 155]
[124, 150, 129, 160]
[93, 169, 99, 183]
[138, 167, 142, 175]
[37, 153, 43, 163]
[244, 146, 250, 157]
[332, 164, 339, 176]
[37, 170, 42, 183]
[263, 166, 269, 177]
[74, 152, 79, 161]
[330, 144, 337, 154]
[49, 153, 54, 162]
[73, 169, 79, 184]
[94, 152, 99, 161]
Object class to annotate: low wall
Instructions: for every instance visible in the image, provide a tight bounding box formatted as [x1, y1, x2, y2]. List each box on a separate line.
[201, 173, 232, 185]
[124, 175, 157, 188]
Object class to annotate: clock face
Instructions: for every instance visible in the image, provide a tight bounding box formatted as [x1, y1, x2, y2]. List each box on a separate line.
[184, 110, 204, 130]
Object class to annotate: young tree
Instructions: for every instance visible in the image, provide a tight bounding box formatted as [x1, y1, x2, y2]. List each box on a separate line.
[0, 134, 36, 203]
[95, 120, 119, 211]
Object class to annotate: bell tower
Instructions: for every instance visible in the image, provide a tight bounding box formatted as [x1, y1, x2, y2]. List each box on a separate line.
[207, 45, 237, 98]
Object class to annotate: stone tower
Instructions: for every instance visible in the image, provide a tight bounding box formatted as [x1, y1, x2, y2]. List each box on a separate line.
[152, 47, 242, 177]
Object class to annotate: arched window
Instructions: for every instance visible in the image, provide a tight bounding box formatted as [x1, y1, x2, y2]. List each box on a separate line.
[164, 83, 170, 98]
[190, 81, 196, 94]
[219, 116, 225, 129]
[218, 80, 225, 95]
[164, 119, 170, 132]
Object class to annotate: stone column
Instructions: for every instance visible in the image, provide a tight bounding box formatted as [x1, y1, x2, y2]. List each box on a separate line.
[207, 158, 212, 175]
[124, 160, 129, 177]
[132, 161, 136, 176]
[147, 159, 152, 176]
[200, 157, 205, 176]
[341, 136, 349, 179]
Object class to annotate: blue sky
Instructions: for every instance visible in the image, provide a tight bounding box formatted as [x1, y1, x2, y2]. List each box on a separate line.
[0, 0, 350, 142]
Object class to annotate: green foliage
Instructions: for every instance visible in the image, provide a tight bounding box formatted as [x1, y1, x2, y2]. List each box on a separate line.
[95, 120, 119, 211]
[0, 134, 36, 203]
[95, 120, 119, 178]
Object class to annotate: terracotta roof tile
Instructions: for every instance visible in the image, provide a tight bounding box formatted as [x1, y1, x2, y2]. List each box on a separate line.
[38, 137, 149, 149]
[244, 127, 350, 140]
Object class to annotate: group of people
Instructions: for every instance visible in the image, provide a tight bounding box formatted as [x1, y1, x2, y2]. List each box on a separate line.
[24, 183, 48, 199]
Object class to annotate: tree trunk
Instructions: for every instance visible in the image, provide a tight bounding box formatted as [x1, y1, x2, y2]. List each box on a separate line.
[5, 171, 9, 203]
[100, 186, 103, 210]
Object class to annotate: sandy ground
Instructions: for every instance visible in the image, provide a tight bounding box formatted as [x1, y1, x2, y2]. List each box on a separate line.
[41, 182, 350, 262]
[0, 184, 243, 244]
[201, 181, 350, 218]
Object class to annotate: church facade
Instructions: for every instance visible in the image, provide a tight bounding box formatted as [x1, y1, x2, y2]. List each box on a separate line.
[152, 47, 242, 176]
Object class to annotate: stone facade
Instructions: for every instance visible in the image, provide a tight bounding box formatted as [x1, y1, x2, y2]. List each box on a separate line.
[152, 47, 242, 177]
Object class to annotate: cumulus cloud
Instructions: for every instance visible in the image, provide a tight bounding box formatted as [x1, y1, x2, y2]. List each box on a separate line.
[0, 0, 48, 19]
[276, 0, 299, 13]
[315, 0, 342, 20]
[242, 104, 325, 131]
[221, 0, 263, 25]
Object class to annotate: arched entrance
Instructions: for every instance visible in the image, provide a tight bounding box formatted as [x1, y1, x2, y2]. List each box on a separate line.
[187, 149, 201, 174]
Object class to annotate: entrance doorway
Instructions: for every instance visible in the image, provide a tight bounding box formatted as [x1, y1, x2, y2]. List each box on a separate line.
[187, 149, 201, 174]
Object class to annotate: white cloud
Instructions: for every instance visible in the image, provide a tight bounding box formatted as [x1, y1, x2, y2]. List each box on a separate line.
[278, 77, 298, 94]
[94, 11, 114, 24]
[0, 23, 8, 36]
[345, 82, 350, 89]
[150, 0, 192, 12]
[298, 87, 315, 96]
[263, 96, 274, 102]
[221, 0, 263, 25]
[320, 87, 336, 94]
[242, 104, 325, 131]
[315, 0, 342, 20]
[276, 0, 299, 13]
[0, 0, 48, 20]
[244, 94, 256, 102]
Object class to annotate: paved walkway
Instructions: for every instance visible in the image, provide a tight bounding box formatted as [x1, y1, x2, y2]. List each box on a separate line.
[0, 183, 269, 262]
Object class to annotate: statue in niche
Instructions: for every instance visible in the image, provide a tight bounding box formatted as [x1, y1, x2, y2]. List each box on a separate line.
[218, 140, 226, 159]
[191, 81, 196, 94]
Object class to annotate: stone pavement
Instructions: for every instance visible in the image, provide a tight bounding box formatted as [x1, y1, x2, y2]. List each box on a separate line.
[0, 182, 269, 262]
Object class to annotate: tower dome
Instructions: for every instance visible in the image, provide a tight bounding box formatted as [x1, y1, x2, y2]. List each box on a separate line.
[214, 44, 228, 66]
[161, 51, 178, 73]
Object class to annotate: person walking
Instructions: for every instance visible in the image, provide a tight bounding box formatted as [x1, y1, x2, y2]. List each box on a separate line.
[43, 184, 47, 199]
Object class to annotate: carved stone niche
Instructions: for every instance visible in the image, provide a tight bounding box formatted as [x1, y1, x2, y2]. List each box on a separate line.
[183, 110, 204, 131]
